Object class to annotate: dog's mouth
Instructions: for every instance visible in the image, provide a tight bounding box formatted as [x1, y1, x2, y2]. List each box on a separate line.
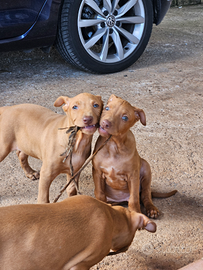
[80, 123, 99, 134]
[98, 126, 110, 137]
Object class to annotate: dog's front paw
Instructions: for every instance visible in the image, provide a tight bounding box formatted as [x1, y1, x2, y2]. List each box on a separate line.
[146, 206, 159, 219]
[26, 171, 40, 180]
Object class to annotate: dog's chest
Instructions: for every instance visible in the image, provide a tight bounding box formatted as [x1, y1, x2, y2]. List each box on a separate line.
[101, 164, 129, 190]
[99, 146, 136, 189]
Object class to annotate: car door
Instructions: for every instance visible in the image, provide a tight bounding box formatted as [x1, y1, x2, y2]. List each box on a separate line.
[0, 0, 47, 40]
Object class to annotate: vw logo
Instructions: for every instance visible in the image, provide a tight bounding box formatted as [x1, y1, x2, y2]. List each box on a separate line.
[106, 15, 115, 27]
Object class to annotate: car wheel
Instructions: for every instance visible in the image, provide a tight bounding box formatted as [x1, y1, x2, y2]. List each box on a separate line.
[56, 0, 153, 74]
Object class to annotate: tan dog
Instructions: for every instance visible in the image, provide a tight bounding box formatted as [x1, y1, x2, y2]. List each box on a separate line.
[92, 95, 177, 218]
[178, 259, 203, 270]
[0, 93, 103, 203]
[0, 195, 156, 270]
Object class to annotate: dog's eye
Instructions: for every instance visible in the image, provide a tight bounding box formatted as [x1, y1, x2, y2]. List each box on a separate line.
[105, 106, 110, 111]
[72, 105, 78, 110]
[93, 104, 99, 108]
[122, 115, 128, 121]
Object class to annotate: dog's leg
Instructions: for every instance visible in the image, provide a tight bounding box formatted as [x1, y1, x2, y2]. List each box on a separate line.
[0, 130, 13, 162]
[16, 151, 40, 180]
[0, 145, 11, 162]
[93, 167, 107, 202]
[128, 172, 141, 213]
[66, 174, 80, 197]
[140, 158, 159, 218]
[69, 255, 106, 270]
[70, 264, 90, 270]
[37, 163, 59, 203]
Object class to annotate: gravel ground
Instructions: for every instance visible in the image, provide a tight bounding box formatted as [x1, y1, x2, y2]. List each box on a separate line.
[0, 4, 203, 270]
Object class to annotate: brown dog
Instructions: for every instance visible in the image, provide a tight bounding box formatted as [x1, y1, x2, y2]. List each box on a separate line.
[0, 195, 156, 270]
[0, 93, 103, 203]
[92, 95, 177, 218]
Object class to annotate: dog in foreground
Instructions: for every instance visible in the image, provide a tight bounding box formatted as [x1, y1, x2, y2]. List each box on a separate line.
[93, 95, 177, 218]
[0, 93, 103, 203]
[178, 258, 203, 270]
[0, 195, 156, 270]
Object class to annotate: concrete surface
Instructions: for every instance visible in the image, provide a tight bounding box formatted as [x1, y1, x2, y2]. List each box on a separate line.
[0, 4, 203, 270]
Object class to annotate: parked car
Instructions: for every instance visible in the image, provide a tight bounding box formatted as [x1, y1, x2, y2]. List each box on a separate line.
[0, 0, 172, 74]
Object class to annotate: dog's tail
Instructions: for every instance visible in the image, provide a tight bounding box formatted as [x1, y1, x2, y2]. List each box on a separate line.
[151, 190, 177, 198]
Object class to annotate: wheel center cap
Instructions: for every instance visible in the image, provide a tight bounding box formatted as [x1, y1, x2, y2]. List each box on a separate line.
[106, 15, 116, 27]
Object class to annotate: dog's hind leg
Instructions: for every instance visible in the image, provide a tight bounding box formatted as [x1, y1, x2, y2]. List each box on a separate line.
[0, 135, 13, 162]
[0, 122, 13, 162]
[0, 146, 11, 162]
[16, 150, 40, 180]
[140, 158, 159, 219]
[70, 265, 90, 270]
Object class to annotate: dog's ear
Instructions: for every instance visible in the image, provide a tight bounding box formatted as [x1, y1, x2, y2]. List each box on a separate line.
[96, 95, 102, 101]
[144, 221, 157, 233]
[132, 212, 156, 233]
[108, 94, 119, 102]
[133, 107, 146, 126]
[54, 96, 69, 111]
[96, 95, 104, 108]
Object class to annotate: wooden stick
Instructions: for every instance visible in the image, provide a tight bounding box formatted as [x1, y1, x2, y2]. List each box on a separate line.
[53, 135, 112, 203]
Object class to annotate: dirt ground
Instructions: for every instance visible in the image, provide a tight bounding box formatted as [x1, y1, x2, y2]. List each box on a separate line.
[0, 4, 203, 270]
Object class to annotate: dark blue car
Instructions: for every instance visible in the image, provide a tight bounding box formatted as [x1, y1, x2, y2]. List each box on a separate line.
[0, 0, 172, 73]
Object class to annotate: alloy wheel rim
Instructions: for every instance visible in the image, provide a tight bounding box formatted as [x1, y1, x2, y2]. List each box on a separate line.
[78, 0, 145, 63]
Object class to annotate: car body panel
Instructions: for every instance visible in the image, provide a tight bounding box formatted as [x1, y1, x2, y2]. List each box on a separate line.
[0, 0, 171, 52]
[0, 0, 47, 40]
[0, 0, 61, 51]
[153, 0, 172, 25]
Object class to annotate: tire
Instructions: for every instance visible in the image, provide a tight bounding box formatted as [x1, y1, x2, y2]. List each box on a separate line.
[56, 0, 153, 74]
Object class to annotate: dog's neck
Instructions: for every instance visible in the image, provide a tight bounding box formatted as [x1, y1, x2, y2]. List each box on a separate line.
[74, 130, 93, 152]
[60, 115, 93, 152]
[106, 130, 134, 153]
[111, 208, 135, 251]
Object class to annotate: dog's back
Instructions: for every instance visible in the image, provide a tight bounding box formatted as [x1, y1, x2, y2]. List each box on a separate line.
[0, 195, 156, 270]
[0, 196, 115, 270]
[0, 106, 8, 115]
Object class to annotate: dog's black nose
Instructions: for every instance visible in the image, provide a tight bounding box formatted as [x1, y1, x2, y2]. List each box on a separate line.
[83, 116, 93, 125]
